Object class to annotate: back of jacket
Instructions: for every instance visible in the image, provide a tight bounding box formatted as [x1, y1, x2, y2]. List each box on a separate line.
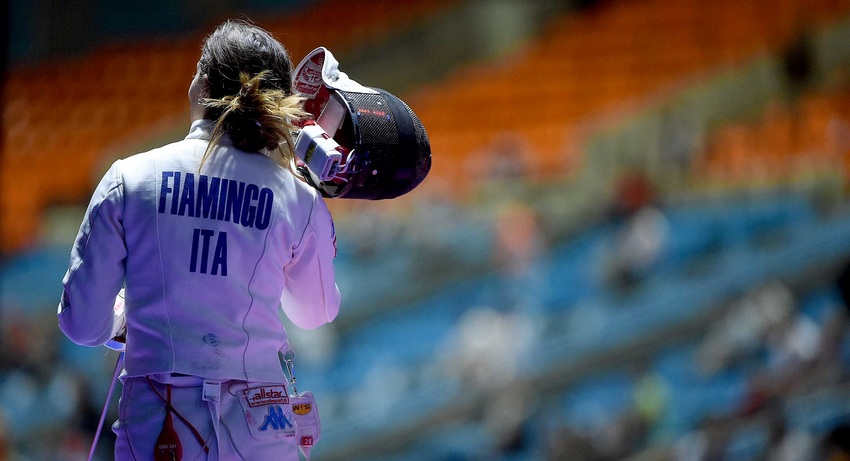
[59, 120, 341, 383]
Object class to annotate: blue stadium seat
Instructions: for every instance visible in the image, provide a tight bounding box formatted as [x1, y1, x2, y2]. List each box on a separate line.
[558, 371, 636, 431]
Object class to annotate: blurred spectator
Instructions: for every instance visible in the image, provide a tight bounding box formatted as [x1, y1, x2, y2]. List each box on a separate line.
[599, 171, 669, 292]
[2, 310, 35, 372]
[769, 427, 818, 461]
[608, 170, 657, 224]
[836, 261, 850, 317]
[491, 200, 549, 317]
[482, 381, 536, 456]
[585, 408, 651, 460]
[435, 304, 537, 457]
[439, 306, 534, 393]
[807, 307, 850, 387]
[782, 24, 815, 154]
[695, 281, 795, 375]
[763, 306, 822, 387]
[62, 371, 105, 459]
[633, 367, 671, 444]
[782, 27, 815, 108]
[661, 109, 703, 182]
[672, 415, 737, 461]
[671, 428, 710, 461]
[545, 421, 595, 461]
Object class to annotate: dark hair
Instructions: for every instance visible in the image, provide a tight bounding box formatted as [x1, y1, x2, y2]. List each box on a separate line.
[198, 20, 306, 166]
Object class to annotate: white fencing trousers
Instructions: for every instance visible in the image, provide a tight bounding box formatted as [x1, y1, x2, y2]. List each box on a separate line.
[113, 374, 300, 460]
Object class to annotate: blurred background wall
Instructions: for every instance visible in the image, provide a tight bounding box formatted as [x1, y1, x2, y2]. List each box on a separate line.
[4, 0, 850, 460]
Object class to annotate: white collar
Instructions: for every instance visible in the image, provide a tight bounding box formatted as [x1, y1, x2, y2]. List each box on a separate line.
[185, 119, 275, 157]
[185, 119, 218, 142]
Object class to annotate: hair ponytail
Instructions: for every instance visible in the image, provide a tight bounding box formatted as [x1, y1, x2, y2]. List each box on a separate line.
[201, 71, 307, 169]
[195, 20, 307, 171]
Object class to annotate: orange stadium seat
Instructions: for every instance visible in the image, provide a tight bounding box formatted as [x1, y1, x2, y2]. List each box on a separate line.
[409, 0, 850, 196]
[697, 87, 850, 188]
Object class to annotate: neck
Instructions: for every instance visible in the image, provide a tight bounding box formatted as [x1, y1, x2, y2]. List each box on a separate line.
[189, 105, 206, 123]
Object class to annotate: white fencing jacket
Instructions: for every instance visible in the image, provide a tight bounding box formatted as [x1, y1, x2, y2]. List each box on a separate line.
[59, 120, 340, 383]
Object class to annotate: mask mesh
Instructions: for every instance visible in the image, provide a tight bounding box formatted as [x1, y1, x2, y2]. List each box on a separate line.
[335, 91, 431, 200]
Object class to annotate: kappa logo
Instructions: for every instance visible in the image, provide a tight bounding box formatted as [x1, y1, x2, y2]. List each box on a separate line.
[259, 405, 293, 432]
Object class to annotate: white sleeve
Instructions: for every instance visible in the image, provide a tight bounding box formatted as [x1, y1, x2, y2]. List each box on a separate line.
[58, 161, 128, 346]
[280, 194, 341, 330]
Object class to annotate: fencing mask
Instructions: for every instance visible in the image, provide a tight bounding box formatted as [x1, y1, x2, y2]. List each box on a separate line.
[292, 47, 431, 200]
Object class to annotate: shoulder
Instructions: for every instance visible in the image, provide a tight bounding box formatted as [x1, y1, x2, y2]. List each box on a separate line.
[125, 138, 201, 163]
[288, 172, 330, 215]
[113, 139, 205, 179]
[291, 173, 322, 199]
